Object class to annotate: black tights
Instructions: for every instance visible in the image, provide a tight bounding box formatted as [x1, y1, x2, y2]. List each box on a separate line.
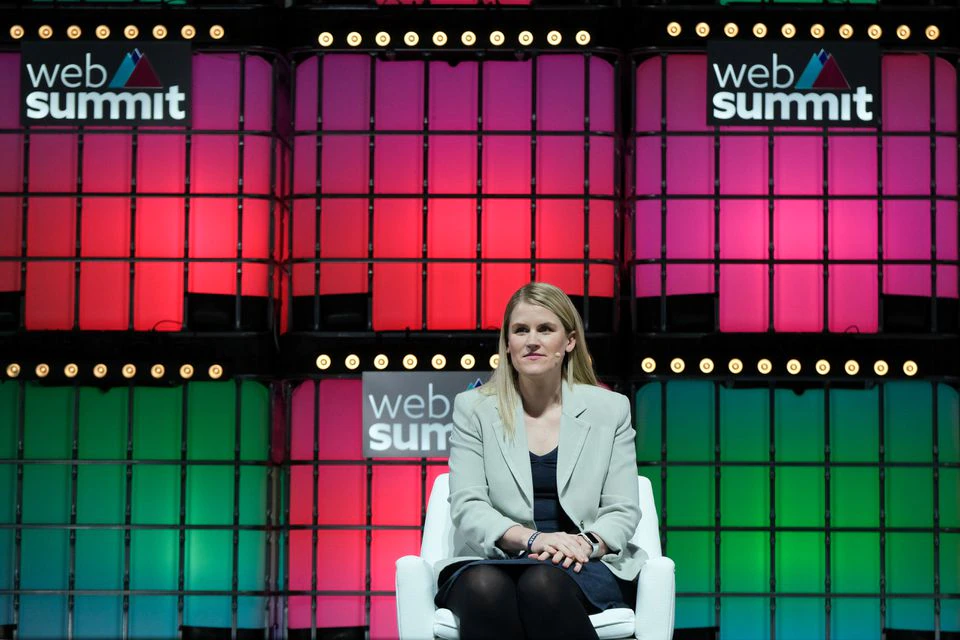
[443, 564, 600, 640]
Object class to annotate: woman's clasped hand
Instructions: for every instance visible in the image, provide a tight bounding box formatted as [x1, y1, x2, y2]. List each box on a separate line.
[527, 532, 592, 572]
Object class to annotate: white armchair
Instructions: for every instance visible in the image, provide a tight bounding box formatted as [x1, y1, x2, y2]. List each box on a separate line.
[396, 474, 676, 640]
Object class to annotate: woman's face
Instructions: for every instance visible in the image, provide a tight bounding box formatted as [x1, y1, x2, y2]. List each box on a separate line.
[506, 301, 575, 380]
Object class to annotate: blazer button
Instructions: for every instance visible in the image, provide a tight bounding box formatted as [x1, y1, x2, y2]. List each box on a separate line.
[579, 520, 584, 528]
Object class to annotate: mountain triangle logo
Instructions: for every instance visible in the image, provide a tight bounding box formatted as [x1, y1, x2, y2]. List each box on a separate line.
[108, 49, 162, 89]
[795, 49, 850, 90]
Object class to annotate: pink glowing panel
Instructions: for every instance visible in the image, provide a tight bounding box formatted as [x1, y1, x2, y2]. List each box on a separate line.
[482, 199, 530, 329]
[884, 200, 931, 297]
[371, 530, 420, 592]
[829, 201, 878, 333]
[427, 199, 476, 329]
[720, 201, 767, 332]
[372, 466, 421, 526]
[938, 202, 959, 298]
[720, 132, 767, 196]
[0, 54, 21, 294]
[666, 200, 714, 296]
[373, 198, 422, 330]
[370, 596, 399, 640]
[774, 200, 823, 332]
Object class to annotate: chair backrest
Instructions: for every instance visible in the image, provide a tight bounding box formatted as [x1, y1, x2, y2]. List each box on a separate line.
[419, 474, 663, 566]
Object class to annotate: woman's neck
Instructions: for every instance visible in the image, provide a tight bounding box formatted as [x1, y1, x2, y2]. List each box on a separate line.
[518, 373, 563, 417]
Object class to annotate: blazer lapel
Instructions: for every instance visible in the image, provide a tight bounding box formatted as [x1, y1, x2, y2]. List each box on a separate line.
[557, 382, 590, 495]
[490, 400, 534, 507]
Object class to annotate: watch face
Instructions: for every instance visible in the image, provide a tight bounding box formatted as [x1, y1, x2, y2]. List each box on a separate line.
[583, 532, 600, 545]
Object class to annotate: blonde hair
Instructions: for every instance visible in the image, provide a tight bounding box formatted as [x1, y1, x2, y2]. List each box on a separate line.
[480, 282, 598, 436]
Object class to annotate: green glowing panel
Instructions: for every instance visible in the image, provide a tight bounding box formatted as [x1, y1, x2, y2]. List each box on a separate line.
[24, 386, 72, 459]
[720, 467, 767, 526]
[775, 532, 824, 593]
[19, 596, 67, 639]
[241, 466, 268, 526]
[188, 382, 234, 460]
[942, 599, 960, 633]
[635, 384, 662, 462]
[76, 465, 124, 524]
[638, 468, 663, 517]
[76, 530, 122, 589]
[940, 385, 959, 462]
[885, 383, 933, 462]
[666, 382, 714, 462]
[676, 598, 713, 631]
[239, 596, 267, 629]
[830, 387, 878, 462]
[887, 533, 933, 593]
[831, 599, 880, 640]
[0, 383, 15, 526]
[0, 531, 11, 625]
[776, 599, 825, 640]
[775, 389, 824, 462]
[186, 466, 233, 525]
[669, 532, 714, 594]
[21, 530, 67, 589]
[241, 381, 270, 459]
[75, 596, 122, 639]
[940, 534, 958, 623]
[830, 468, 878, 527]
[239, 530, 267, 591]
[21, 465, 69, 524]
[133, 387, 181, 460]
[129, 597, 178, 639]
[720, 387, 767, 462]
[130, 530, 178, 590]
[131, 465, 180, 524]
[888, 599, 934, 632]
[185, 531, 232, 628]
[775, 467, 823, 527]
[886, 468, 932, 528]
[720, 598, 767, 640]
[944, 468, 960, 529]
[666, 467, 713, 526]
[831, 533, 879, 594]
[721, 532, 768, 593]
[79, 387, 126, 459]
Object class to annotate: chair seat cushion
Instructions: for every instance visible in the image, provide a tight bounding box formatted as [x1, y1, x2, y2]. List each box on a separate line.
[434, 606, 636, 639]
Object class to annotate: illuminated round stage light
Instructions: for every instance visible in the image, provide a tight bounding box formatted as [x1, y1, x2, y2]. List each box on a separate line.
[810, 24, 825, 39]
[67, 25, 82, 40]
[896, 25, 910, 40]
[432, 354, 447, 370]
[699, 358, 714, 374]
[153, 25, 168, 40]
[489, 354, 500, 369]
[345, 354, 360, 370]
[666, 22, 681, 38]
[432, 31, 448, 46]
[375, 32, 391, 46]
[374, 354, 389, 370]
[844, 360, 860, 376]
[903, 360, 918, 377]
[723, 23, 738, 38]
[781, 23, 796, 39]
[9, 25, 24, 40]
[181, 25, 196, 40]
[786, 359, 801, 375]
[404, 32, 419, 46]
[179, 364, 194, 379]
[867, 24, 882, 40]
[460, 354, 475, 370]
[209, 25, 225, 40]
[124, 25, 139, 40]
[695, 23, 710, 38]
[925, 25, 940, 41]
[641, 357, 656, 373]
[123, 364, 137, 379]
[757, 359, 772, 375]
[839, 24, 853, 39]
[5, 364, 20, 378]
[38, 25, 53, 40]
[670, 358, 685, 374]
[96, 25, 111, 39]
[816, 359, 830, 375]
[490, 31, 505, 46]
[518, 31, 533, 46]
[575, 30, 590, 46]
[208, 364, 223, 380]
[873, 360, 888, 376]
[315, 355, 331, 371]
[347, 32, 362, 47]
[318, 32, 334, 47]
[403, 354, 418, 370]
[36, 364, 50, 378]
[728, 358, 743, 374]
[151, 364, 165, 379]
[752, 23, 767, 39]
[64, 364, 78, 379]
[547, 30, 562, 45]
[461, 31, 476, 46]
[94, 364, 108, 379]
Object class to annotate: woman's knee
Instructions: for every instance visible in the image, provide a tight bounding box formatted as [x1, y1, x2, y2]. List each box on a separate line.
[450, 565, 515, 611]
[516, 564, 578, 609]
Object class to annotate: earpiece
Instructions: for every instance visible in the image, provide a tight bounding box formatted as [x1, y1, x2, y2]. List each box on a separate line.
[555, 352, 563, 357]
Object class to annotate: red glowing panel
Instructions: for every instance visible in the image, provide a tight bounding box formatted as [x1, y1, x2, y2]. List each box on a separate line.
[0, 55, 21, 295]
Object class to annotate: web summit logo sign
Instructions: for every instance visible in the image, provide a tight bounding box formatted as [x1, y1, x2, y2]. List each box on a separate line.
[21, 42, 191, 126]
[707, 42, 880, 126]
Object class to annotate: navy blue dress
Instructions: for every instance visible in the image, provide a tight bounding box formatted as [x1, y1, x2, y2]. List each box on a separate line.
[435, 447, 635, 612]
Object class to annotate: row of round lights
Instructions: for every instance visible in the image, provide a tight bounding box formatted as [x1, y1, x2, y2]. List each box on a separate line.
[9, 24, 223, 41]
[318, 29, 590, 48]
[641, 357, 917, 377]
[5, 363, 223, 380]
[666, 21, 938, 41]
[316, 353, 499, 371]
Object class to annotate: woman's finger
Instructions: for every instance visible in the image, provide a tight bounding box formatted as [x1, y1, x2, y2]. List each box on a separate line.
[573, 562, 582, 574]
[552, 550, 564, 564]
[538, 551, 551, 561]
[562, 556, 573, 569]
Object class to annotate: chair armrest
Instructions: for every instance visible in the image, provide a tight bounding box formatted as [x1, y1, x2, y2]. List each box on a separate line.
[634, 556, 676, 640]
[396, 555, 437, 640]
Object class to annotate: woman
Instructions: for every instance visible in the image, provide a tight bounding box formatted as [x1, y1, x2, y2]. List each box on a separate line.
[434, 282, 645, 639]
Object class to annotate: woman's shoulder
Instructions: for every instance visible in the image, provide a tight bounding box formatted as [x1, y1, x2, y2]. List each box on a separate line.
[571, 382, 628, 406]
[454, 386, 494, 413]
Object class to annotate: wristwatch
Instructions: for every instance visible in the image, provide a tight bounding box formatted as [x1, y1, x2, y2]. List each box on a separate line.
[579, 531, 602, 559]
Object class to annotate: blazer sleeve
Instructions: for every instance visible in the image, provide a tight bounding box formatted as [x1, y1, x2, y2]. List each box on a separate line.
[588, 393, 641, 554]
[447, 392, 518, 559]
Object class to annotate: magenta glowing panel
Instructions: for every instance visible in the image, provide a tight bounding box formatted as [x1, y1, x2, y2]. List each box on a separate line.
[0, 52, 279, 331]
[634, 54, 958, 333]
[291, 54, 615, 331]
